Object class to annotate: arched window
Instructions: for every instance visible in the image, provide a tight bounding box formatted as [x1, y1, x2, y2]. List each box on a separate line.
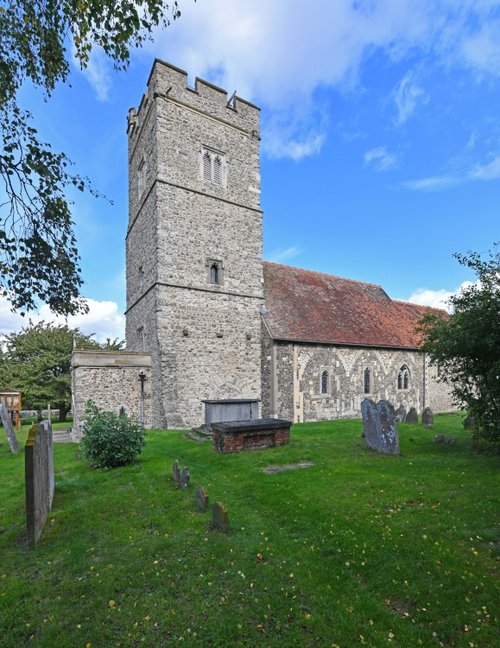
[210, 262, 219, 284]
[398, 365, 410, 390]
[321, 370, 329, 395]
[364, 368, 371, 394]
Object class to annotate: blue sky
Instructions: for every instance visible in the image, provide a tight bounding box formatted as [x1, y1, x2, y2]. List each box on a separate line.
[1, 0, 499, 340]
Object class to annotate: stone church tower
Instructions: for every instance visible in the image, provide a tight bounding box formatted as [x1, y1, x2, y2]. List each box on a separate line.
[125, 60, 264, 428]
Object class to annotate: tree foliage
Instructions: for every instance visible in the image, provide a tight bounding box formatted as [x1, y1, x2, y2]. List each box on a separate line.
[0, 321, 124, 421]
[418, 244, 500, 449]
[0, 1, 183, 315]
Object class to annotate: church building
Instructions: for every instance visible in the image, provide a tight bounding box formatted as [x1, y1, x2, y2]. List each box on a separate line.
[71, 60, 454, 429]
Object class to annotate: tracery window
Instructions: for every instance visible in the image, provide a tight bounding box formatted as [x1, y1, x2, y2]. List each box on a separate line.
[397, 365, 410, 390]
[201, 146, 226, 186]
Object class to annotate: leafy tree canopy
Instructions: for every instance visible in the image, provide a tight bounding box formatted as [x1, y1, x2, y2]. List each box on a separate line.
[0, 321, 124, 421]
[418, 243, 500, 449]
[0, 1, 183, 315]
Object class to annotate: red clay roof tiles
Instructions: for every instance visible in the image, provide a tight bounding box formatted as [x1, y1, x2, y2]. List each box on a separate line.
[262, 262, 445, 349]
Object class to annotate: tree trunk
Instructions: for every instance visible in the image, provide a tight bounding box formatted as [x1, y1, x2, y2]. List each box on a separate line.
[58, 404, 69, 423]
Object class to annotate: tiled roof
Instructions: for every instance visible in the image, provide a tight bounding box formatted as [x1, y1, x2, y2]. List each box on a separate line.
[262, 262, 445, 349]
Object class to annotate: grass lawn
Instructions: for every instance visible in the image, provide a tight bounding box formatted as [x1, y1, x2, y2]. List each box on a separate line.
[1, 414, 498, 647]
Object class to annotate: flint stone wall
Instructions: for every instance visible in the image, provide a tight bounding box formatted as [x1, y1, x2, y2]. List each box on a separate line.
[71, 350, 152, 429]
[261, 333, 456, 423]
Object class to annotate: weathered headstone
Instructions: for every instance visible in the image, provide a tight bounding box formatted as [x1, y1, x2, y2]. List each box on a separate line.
[395, 405, 406, 423]
[405, 407, 418, 424]
[210, 502, 229, 533]
[25, 421, 54, 547]
[361, 399, 400, 455]
[422, 407, 434, 428]
[180, 467, 190, 488]
[196, 486, 209, 512]
[172, 460, 181, 485]
[0, 403, 20, 454]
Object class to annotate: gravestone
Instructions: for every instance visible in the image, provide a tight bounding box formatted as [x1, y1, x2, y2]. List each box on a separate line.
[172, 460, 181, 486]
[210, 502, 228, 533]
[25, 421, 54, 546]
[0, 403, 20, 454]
[196, 486, 209, 512]
[422, 407, 434, 428]
[405, 407, 418, 424]
[361, 399, 400, 455]
[395, 405, 406, 423]
[463, 416, 475, 429]
[180, 467, 190, 488]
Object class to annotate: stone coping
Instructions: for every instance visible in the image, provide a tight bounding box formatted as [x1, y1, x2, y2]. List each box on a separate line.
[202, 399, 261, 404]
[211, 418, 291, 433]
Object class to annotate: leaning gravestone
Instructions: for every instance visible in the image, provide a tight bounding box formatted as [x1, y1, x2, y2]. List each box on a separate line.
[0, 403, 20, 454]
[25, 421, 54, 546]
[405, 407, 418, 424]
[422, 407, 434, 428]
[210, 502, 229, 533]
[172, 460, 181, 486]
[395, 405, 406, 423]
[196, 486, 209, 512]
[361, 399, 400, 455]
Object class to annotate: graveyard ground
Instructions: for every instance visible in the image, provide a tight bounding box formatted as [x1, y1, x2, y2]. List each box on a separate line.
[0, 414, 498, 647]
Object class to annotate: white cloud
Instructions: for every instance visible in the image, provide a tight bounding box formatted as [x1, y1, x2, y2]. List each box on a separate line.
[393, 71, 428, 125]
[74, 45, 113, 101]
[364, 146, 398, 172]
[129, 1, 500, 160]
[407, 280, 476, 312]
[266, 246, 302, 263]
[471, 155, 500, 180]
[461, 20, 500, 78]
[0, 296, 125, 343]
[402, 174, 460, 192]
[403, 153, 500, 191]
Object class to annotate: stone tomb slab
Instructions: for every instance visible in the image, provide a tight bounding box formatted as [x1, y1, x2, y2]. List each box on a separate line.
[212, 418, 291, 453]
[263, 461, 315, 474]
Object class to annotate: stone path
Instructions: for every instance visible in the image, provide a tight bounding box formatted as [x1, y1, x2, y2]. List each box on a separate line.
[52, 428, 74, 444]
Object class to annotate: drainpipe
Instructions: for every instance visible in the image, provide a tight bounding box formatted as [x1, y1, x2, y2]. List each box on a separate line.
[138, 371, 146, 427]
[422, 352, 427, 411]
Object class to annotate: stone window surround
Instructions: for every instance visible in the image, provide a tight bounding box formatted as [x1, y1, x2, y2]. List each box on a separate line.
[319, 367, 332, 396]
[137, 326, 146, 351]
[363, 366, 372, 395]
[206, 258, 224, 286]
[200, 146, 227, 187]
[397, 364, 410, 390]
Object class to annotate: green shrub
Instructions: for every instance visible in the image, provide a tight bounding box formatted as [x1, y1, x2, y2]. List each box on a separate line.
[80, 402, 145, 468]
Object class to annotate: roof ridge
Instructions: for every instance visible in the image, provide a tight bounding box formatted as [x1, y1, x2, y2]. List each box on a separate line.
[391, 298, 448, 315]
[262, 261, 384, 290]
